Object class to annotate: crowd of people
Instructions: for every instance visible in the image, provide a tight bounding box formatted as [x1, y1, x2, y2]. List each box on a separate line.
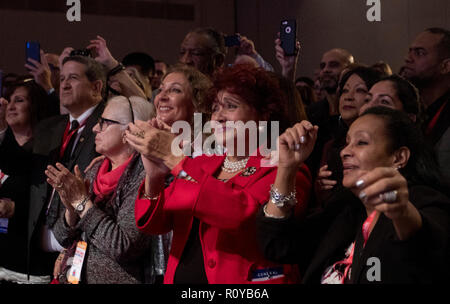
[0, 24, 449, 285]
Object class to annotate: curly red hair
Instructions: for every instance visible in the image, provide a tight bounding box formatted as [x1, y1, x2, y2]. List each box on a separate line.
[206, 64, 289, 129]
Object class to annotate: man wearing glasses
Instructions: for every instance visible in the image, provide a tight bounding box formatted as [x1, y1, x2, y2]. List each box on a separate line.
[25, 55, 105, 283]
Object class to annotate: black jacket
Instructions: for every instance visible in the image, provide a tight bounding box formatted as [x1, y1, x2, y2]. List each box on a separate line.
[257, 185, 450, 284]
[0, 128, 33, 273]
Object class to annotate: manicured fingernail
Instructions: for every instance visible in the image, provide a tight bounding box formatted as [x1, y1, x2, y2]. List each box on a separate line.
[300, 136, 306, 144]
[359, 191, 366, 200]
[295, 143, 300, 150]
[356, 179, 364, 187]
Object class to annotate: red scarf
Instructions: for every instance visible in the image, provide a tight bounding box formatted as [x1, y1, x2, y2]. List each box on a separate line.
[93, 155, 134, 202]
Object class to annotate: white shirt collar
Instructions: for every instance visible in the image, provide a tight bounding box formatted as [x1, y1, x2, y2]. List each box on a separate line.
[69, 104, 98, 125]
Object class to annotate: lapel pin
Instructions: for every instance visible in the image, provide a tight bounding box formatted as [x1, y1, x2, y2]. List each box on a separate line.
[240, 167, 256, 177]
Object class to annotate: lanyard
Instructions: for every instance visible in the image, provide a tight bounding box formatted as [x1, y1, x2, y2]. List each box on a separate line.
[327, 210, 378, 284]
[426, 101, 447, 135]
[58, 118, 88, 159]
[0, 170, 7, 187]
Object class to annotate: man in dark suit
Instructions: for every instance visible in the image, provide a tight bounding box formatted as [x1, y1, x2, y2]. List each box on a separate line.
[401, 27, 450, 187]
[26, 55, 106, 281]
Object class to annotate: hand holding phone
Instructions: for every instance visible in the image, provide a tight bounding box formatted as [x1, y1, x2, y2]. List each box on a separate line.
[26, 41, 41, 69]
[280, 19, 297, 56]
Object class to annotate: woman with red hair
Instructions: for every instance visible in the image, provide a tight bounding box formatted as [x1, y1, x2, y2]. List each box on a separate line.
[126, 64, 312, 284]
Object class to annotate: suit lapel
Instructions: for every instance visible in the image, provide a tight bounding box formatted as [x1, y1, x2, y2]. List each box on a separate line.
[68, 102, 104, 169]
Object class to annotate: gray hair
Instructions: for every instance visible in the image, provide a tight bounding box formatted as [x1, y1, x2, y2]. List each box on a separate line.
[106, 95, 155, 124]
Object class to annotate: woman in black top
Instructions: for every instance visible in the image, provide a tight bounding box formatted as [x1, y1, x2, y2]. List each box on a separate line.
[0, 76, 58, 282]
[258, 107, 450, 284]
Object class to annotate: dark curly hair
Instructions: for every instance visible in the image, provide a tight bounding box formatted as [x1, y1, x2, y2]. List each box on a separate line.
[206, 64, 290, 132]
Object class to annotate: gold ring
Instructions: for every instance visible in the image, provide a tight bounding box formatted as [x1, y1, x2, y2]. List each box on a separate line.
[56, 183, 63, 189]
[134, 130, 145, 139]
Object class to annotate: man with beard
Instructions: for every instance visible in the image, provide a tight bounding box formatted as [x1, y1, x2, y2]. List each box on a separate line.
[401, 28, 450, 186]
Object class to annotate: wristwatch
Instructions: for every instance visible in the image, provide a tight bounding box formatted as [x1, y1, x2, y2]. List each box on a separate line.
[74, 196, 89, 214]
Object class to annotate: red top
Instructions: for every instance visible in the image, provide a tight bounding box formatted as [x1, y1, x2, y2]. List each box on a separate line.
[135, 154, 312, 284]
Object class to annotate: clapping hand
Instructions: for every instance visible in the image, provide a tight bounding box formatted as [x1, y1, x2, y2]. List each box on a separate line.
[277, 120, 318, 169]
[45, 163, 90, 211]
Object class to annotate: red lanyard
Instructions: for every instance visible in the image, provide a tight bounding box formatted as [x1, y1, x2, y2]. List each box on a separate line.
[362, 210, 377, 247]
[329, 211, 378, 283]
[426, 101, 447, 135]
[58, 118, 87, 159]
[0, 171, 5, 187]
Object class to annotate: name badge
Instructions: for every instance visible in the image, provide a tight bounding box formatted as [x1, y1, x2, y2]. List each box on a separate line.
[250, 266, 284, 282]
[68, 241, 87, 284]
[0, 218, 8, 234]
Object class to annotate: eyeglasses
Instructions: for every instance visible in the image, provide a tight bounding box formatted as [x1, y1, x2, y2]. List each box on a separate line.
[97, 117, 123, 131]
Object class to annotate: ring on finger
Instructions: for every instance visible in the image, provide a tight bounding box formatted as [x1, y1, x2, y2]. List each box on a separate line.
[55, 182, 63, 189]
[133, 130, 145, 139]
[379, 190, 398, 203]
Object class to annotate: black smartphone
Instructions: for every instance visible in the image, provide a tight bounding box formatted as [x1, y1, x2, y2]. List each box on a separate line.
[280, 19, 297, 56]
[224, 34, 241, 47]
[70, 49, 92, 57]
[26, 41, 41, 68]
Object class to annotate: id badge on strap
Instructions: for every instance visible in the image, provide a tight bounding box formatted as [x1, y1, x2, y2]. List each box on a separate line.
[68, 241, 87, 284]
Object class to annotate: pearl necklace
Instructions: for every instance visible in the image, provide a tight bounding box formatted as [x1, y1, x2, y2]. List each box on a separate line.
[222, 156, 249, 173]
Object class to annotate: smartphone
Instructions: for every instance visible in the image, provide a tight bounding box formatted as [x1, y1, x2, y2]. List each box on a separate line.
[70, 49, 92, 57]
[280, 19, 297, 56]
[26, 41, 41, 68]
[224, 34, 241, 47]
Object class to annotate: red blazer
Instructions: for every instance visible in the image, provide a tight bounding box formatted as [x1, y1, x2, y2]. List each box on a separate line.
[135, 154, 312, 284]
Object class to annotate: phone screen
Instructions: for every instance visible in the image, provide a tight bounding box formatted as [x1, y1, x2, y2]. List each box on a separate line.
[26, 41, 41, 68]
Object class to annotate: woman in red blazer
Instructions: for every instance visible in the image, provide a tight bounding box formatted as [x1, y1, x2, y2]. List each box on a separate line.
[126, 64, 312, 284]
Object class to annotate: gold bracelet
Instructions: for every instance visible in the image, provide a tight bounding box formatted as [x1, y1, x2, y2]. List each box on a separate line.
[142, 192, 160, 200]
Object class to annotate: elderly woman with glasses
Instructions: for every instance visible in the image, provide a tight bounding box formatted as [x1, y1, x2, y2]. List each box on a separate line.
[45, 96, 169, 284]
